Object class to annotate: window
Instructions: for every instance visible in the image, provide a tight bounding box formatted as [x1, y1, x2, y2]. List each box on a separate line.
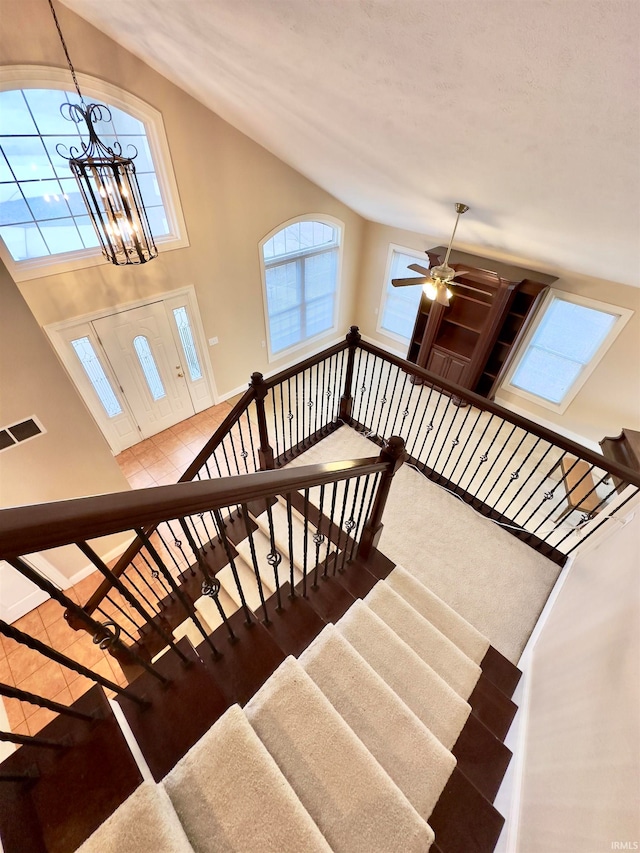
[70, 336, 123, 418]
[378, 247, 426, 342]
[261, 218, 341, 358]
[0, 68, 188, 281]
[172, 306, 203, 381]
[502, 291, 632, 412]
[133, 335, 166, 401]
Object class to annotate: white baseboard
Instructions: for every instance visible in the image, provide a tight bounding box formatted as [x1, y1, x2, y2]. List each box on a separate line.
[26, 536, 136, 593]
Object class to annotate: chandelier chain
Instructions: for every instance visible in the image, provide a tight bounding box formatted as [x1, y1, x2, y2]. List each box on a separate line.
[47, 0, 85, 104]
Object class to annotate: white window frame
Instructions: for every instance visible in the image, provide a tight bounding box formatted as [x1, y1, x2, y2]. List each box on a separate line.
[259, 214, 343, 363]
[376, 243, 429, 346]
[498, 289, 633, 414]
[0, 65, 189, 282]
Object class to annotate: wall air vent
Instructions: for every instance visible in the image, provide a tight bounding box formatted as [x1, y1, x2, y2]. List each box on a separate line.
[0, 417, 45, 453]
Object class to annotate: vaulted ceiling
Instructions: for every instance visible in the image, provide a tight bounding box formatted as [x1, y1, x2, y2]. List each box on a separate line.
[59, 0, 639, 287]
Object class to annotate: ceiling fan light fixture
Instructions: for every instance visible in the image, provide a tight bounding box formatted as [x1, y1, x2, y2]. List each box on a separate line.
[423, 280, 438, 300]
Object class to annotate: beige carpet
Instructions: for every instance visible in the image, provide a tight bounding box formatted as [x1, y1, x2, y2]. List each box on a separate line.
[299, 624, 456, 819]
[288, 425, 562, 662]
[164, 704, 331, 853]
[77, 782, 195, 853]
[244, 656, 435, 852]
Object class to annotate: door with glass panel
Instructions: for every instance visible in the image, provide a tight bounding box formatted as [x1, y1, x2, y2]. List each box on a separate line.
[94, 302, 195, 437]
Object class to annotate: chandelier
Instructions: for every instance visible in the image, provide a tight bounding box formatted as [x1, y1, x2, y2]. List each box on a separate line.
[48, 0, 157, 265]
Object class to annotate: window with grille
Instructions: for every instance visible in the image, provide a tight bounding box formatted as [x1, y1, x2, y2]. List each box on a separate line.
[261, 218, 341, 357]
[0, 71, 187, 281]
[502, 291, 632, 412]
[378, 248, 425, 342]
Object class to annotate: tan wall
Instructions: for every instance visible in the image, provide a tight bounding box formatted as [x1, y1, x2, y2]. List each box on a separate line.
[355, 220, 640, 442]
[0, 260, 129, 508]
[1, 0, 364, 397]
[517, 509, 640, 851]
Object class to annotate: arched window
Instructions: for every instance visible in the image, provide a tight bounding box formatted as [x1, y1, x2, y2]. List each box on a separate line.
[261, 217, 341, 358]
[0, 68, 187, 280]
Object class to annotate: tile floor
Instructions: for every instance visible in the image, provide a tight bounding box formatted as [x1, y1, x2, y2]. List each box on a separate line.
[2, 401, 233, 737]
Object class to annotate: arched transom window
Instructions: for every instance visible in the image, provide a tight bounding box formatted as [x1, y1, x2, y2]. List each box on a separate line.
[0, 70, 187, 281]
[261, 218, 341, 358]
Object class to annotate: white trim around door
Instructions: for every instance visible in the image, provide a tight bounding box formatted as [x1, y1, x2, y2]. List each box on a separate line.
[46, 286, 218, 454]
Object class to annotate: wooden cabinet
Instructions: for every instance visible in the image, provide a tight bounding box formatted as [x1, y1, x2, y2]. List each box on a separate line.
[407, 247, 557, 399]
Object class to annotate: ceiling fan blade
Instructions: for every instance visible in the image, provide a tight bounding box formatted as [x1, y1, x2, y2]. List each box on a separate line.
[407, 263, 431, 276]
[392, 276, 428, 288]
[451, 268, 472, 277]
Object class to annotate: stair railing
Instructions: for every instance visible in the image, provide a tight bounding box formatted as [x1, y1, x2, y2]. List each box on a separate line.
[344, 338, 640, 562]
[0, 446, 399, 675]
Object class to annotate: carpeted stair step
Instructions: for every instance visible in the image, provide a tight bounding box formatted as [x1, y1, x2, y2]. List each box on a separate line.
[245, 656, 435, 852]
[235, 526, 304, 591]
[385, 565, 490, 664]
[364, 582, 516, 740]
[77, 782, 195, 853]
[163, 704, 332, 853]
[335, 600, 471, 751]
[299, 624, 456, 820]
[194, 585, 240, 632]
[385, 566, 521, 699]
[217, 558, 273, 613]
[252, 498, 322, 576]
[365, 581, 482, 699]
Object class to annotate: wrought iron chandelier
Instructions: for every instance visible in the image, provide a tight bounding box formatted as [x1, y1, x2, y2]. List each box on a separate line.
[48, 0, 157, 265]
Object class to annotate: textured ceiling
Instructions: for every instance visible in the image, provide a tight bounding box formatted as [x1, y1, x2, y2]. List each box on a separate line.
[59, 0, 639, 286]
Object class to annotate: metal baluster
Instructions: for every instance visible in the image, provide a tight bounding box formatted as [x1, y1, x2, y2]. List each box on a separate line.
[387, 372, 411, 437]
[515, 453, 570, 528]
[97, 599, 139, 642]
[529, 459, 600, 535]
[214, 509, 253, 625]
[294, 373, 300, 449]
[0, 731, 69, 750]
[270, 387, 280, 462]
[341, 476, 361, 570]
[165, 520, 197, 578]
[284, 493, 296, 595]
[397, 367, 420, 443]
[219, 436, 234, 477]
[453, 412, 496, 491]
[312, 485, 325, 588]
[244, 409, 259, 472]
[313, 363, 320, 438]
[374, 358, 393, 437]
[0, 683, 96, 722]
[469, 421, 514, 499]
[351, 348, 365, 427]
[128, 556, 166, 606]
[119, 565, 162, 612]
[440, 402, 475, 480]
[480, 427, 529, 506]
[549, 474, 615, 548]
[562, 487, 639, 556]
[445, 407, 484, 484]
[139, 550, 173, 600]
[351, 473, 377, 560]
[301, 368, 307, 444]
[236, 415, 250, 474]
[380, 364, 401, 439]
[429, 394, 465, 476]
[422, 391, 453, 471]
[302, 488, 310, 596]
[227, 427, 242, 475]
[156, 526, 190, 581]
[410, 379, 439, 461]
[334, 478, 351, 575]
[0, 618, 152, 702]
[264, 501, 282, 609]
[465, 419, 508, 495]
[211, 446, 224, 478]
[320, 357, 328, 433]
[490, 436, 545, 514]
[240, 504, 270, 621]
[324, 481, 339, 578]
[361, 352, 379, 433]
[78, 541, 191, 664]
[277, 381, 287, 459]
[335, 349, 346, 423]
[135, 527, 220, 658]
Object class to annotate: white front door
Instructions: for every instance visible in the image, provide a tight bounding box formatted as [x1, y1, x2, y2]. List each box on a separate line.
[94, 302, 195, 438]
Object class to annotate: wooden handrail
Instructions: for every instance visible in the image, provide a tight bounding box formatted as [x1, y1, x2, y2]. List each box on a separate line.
[262, 339, 349, 389]
[0, 457, 384, 558]
[358, 339, 640, 488]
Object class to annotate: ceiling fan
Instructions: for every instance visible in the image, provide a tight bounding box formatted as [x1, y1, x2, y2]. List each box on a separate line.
[392, 203, 491, 306]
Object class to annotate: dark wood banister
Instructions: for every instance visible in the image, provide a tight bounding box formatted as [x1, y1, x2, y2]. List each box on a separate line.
[261, 339, 349, 390]
[0, 457, 384, 558]
[358, 339, 640, 489]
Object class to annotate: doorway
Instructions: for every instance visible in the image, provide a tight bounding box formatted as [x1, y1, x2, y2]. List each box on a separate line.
[47, 287, 217, 453]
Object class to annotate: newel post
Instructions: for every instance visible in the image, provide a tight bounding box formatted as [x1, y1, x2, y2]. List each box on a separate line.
[358, 436, 407, 560]
[251, 372, 275, 470]
[339, 325, 361, 423]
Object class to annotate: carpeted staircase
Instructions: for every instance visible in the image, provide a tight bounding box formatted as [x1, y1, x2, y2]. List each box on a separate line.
[77, 550, 519, 852]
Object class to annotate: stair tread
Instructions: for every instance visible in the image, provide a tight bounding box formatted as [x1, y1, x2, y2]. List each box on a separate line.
[253, 499, 323, 577]
[300, 624, 456, 820]
[77, 782, 194, 853]
[336, 600, 471, 751]
[164, 704, 331, 853]
[245, 657, 436, 853]
[480, 644, 523, 698]
[365, 581, 482, 699]
[386, 565, 490, 664]
[194, 585, 240, 633]
[217, 560, 272, 613]
[115, 638, 229, 782]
